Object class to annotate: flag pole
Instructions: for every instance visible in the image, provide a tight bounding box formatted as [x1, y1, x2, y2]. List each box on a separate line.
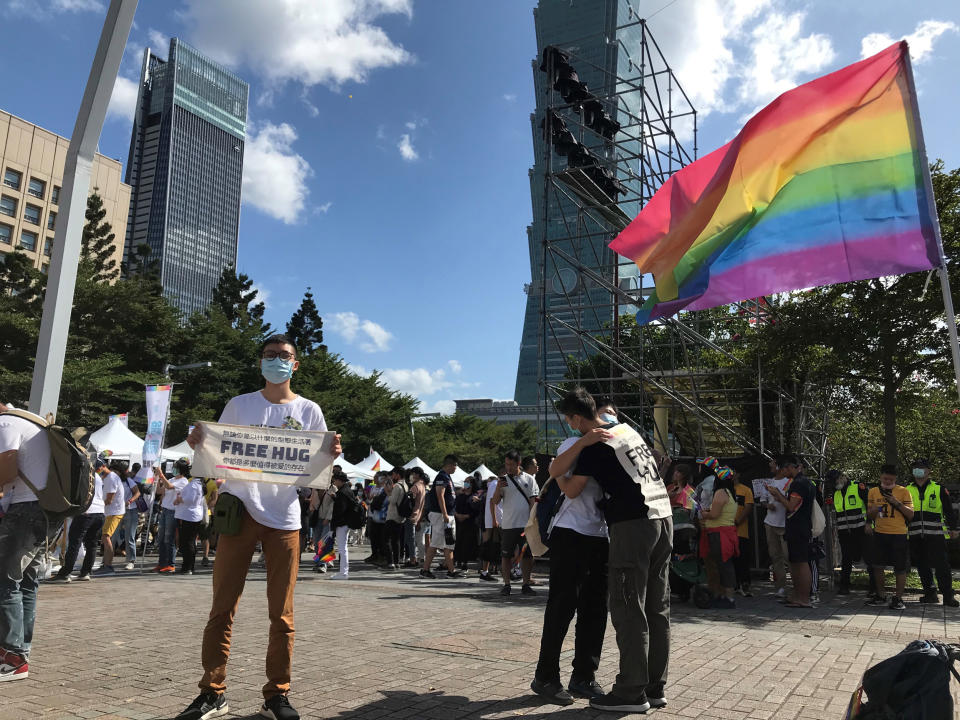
[902, 42, 960, 403]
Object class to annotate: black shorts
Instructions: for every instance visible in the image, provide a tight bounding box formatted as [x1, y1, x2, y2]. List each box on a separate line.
[786, 532, 812, 563]
[500, 528, 526, 558]
[872, 533, 909, 573]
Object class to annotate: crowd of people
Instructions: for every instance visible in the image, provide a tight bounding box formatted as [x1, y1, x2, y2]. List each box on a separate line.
[0, 331, 957, 719]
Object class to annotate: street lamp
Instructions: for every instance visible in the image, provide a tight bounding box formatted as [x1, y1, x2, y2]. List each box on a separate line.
[162, 361, 212, 378]
[410, 412, 440, 452]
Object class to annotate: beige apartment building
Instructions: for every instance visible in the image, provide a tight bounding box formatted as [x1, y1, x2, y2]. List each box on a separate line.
[0, 109, 130, 274]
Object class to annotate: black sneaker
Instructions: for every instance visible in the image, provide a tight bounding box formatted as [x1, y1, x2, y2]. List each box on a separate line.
[446, 569, 463, 578]
[500, 585, 512, 596]
[521, 584, 536, 596]
[478, 572, 496, 582]
[889, 595, 906, 610]
[175, 692, 228, 720]
[261, 693, 300, 720]
[568, 678, 605, 699]
[590, 692, 650, 713]
[919, 592, 939, 604]
[867, 594, 887, 607]
[419, 569, 436, 579]
[945, 596, 959, 608]
[530, 677, 574, 706]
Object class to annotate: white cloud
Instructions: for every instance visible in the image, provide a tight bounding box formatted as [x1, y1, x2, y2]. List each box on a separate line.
[315, 202, 333, 214]
[503, 93, 517, 102]
[180, 0, 413, 88]
[242, 123, 312, 224]
[376, 125, 387, 140]
[428, 400, 456, 415]
[448, 360, 462, 374]
[106, 75, 139, 123]
[397, 134, 418, 161]
[861, 20, 958, 63]
[147, 28, 168, 51]
[380, 368, 451, 396]
[7, 0, 102, 13]
[405, 121, 417, 130]
[328, 312, 394, 352]
[249, 283, 270, 308]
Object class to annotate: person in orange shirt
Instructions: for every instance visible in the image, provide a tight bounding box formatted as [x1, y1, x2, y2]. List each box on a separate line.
[732, 470, 754, 597]
[866, 464, 914, 611]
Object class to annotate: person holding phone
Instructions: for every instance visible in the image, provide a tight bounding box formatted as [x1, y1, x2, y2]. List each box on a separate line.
[866, 464, 914, 610]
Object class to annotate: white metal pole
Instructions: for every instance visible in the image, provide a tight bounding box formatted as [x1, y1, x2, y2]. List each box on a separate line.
[28, 0, 138, 418]
[902, 45, 960, 403]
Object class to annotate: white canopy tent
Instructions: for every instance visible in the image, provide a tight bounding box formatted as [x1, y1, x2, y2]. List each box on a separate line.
[355, 450, 394, 473]
[402, 456, 437, 481]
[471, 464, 499, 481]
[89, 416, 144, 466]
[449, 466, 473, 487]
[160, 440, 194, 464]
[333, 455, 375, 481]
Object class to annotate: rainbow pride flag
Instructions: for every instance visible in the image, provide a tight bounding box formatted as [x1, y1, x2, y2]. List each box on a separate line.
[611, 42, 940, 324]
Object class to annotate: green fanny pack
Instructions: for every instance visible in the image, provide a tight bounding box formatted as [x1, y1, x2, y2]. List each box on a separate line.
[212, 492, 244, 536]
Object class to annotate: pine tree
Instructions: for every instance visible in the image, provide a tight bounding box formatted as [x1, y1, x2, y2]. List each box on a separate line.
[210, 265, 269, 331]
[286, 287, 325, 356]
[80, 190, 119, 283]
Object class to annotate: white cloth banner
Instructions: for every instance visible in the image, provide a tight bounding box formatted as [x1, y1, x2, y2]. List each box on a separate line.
[192, 421, 336, 489]
[142, 384, 172, 466]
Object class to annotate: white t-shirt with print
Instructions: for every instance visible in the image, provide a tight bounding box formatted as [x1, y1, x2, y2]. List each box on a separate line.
[485, 478, 503, 528]
[175, 478, 205, 522]
[218, 391, 327, 531]
[500, 472, 539, 530]
[550, 437, 607, 538]
[760, 476, 791, 528]
[102, 471, 125, 517]
[0, 412, 50, 504]
[161, 476, 189, 511]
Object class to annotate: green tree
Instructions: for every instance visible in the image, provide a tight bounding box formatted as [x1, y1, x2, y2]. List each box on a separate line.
[80, 189, 119, 283]
[286, 288, 325, 356]
[410, 414, 537, 471]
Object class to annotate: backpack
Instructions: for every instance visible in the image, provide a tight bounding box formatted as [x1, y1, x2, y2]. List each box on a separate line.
[528, 478, 565, 557]
[397, 490, 415, 519]
[852, 640, 959, 719]
[370, 491, 387, 512]
[346, 496, 367, 530]
[2, 409, 95, 518]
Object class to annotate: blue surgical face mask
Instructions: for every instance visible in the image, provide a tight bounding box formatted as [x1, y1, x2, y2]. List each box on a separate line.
[600, 413, 618, 425]
[913, 468, 926, 479]
[261, 357, 295, 384]
[566, 422, 582, 438]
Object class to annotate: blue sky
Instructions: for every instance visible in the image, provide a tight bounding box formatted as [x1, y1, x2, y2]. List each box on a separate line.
[2, 0, 958, 414]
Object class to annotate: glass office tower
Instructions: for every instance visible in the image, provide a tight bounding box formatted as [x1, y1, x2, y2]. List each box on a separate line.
[124, 38, 248, 318]
[514, 0, 640, 406]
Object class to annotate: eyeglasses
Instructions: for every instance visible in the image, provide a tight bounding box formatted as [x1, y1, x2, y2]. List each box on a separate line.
[262, 351, 296, 361]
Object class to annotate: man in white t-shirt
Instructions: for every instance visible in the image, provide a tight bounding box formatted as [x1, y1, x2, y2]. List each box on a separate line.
[0, 405, 57, 683]
[52, 461, 105, 583]
[490, 450, 539, 596]
[531, 403, 613, 705]
[478, 475, 504, 582]
[156, 460, 190, 573]
[758, 456, 793, 598]
[177, 334, 340, 720]
[93, 461, 126, 575]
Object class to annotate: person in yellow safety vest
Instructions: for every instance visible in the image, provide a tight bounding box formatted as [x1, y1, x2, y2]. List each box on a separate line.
[906, 458, 959, 607]
[828, 469, 870, 595]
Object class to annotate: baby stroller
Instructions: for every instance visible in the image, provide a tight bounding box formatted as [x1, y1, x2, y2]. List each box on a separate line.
[669, 505, 712, 609]
[845, 640, 960, 719]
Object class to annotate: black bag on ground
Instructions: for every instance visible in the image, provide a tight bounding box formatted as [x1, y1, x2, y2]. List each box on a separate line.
[852, 639, 958, 720]
[212, 492, 244, 536]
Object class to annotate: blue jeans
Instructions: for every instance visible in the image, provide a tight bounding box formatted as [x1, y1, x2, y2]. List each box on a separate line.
[158, 508, 178, 567]
[0, 502, 62, 658]
[123, 508, 139, 562]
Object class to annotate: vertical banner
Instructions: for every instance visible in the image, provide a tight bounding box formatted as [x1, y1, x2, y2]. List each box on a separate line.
[142, 384, 173, 467]
[109, 412, 129, 427]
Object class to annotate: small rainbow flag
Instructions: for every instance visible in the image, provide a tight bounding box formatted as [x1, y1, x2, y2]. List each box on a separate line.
[611, 42, 940, 323]
[371, 459, 381, 472]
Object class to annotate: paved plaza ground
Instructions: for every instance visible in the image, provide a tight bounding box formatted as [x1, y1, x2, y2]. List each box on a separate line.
[6, 556, 960, 720]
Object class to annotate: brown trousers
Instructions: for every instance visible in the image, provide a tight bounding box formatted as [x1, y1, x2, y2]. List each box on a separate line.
[199, 510, 300, 699]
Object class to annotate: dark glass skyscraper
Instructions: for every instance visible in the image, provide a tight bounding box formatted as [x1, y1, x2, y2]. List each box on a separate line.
[514, 0, 642, 406]
[124, 38, 248, 318]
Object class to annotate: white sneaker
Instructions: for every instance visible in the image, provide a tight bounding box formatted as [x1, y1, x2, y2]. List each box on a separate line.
[124, 562, 135, 571]
[775, 588, 787, 599]
[330, 573, 349, 580]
